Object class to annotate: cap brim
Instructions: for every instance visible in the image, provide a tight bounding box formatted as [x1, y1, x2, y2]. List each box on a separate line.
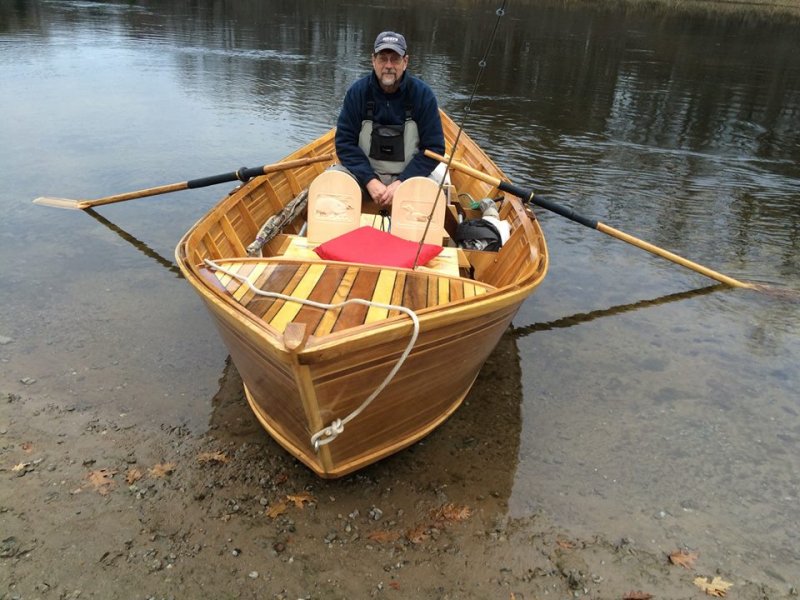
[374, 43, 405, 55]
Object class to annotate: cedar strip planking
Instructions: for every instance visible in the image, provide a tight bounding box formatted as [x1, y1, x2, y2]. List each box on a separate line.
[313, 266, 359, 336]
[403, 273, 430, 311]
[449, 279, 464, 303]
[261, 264, 310, 323]
[332, 269, 380, 332]
[245, 263, 302, 320]
[288, 264, 349, 334]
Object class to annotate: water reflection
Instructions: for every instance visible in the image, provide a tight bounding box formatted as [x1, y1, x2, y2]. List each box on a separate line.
[2, 0, 799, 588]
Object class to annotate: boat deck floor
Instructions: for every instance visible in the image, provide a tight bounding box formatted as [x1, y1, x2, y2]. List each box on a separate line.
[200, 258, 495, 336]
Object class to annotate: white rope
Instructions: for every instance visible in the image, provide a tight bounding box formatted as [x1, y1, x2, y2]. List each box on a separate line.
[203, 258, 420, 451]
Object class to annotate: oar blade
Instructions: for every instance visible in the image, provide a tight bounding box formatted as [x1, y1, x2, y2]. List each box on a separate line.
[32, 196, 88, 210]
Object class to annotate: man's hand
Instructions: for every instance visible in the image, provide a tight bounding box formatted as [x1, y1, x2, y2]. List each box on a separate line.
[366, 178, 402, 207]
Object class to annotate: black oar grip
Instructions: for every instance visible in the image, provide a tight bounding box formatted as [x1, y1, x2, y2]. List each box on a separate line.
[497, 181, 599, 230]
[186, 171, 240, 189]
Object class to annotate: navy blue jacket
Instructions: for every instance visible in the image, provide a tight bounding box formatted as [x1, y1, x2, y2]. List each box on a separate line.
[335, 72, 445, 186]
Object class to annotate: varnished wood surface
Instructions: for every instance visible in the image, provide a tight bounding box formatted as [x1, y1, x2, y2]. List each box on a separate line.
[203, 258, 495, 337]
[175, 111, 549, 477]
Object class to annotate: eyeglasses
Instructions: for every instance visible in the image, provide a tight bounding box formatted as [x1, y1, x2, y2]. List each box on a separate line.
[374, 53, 405, 65]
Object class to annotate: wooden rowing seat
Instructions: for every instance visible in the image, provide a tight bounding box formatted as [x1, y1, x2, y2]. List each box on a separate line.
[201, 259, 496, 337]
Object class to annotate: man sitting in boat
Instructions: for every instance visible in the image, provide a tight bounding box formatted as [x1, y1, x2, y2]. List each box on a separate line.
[332, 31, 447, 209]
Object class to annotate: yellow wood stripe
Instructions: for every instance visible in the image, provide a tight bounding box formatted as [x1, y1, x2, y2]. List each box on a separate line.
[314, 266, 359, 336]
[463, 282, 477, 298]
[269, 263, 327, 333]
[438, 276, 450, 304]
[213, 261, 236, 288]
[233, 262, 270, 302]
[365, 270, 397, 323]
[262, 264, 308, 323]
[388, 272, 406, 318]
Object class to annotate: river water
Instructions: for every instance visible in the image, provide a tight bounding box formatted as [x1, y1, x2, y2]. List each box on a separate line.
[1, 0, 799, 587]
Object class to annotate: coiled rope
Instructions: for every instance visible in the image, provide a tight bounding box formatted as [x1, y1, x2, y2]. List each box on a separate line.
[203, 259, 420, 450]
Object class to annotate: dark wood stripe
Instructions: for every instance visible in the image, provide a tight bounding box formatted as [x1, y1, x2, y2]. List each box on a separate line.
[403, 273, 430, 312]
[244, 263, 302, 319]
[291, 265, 349, 333]
[332, 269, 380, 332]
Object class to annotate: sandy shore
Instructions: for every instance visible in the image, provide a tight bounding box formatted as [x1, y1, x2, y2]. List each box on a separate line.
[3, 345, 797, 599]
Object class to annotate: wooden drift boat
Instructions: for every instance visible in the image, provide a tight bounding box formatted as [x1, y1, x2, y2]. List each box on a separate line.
[175, 111, 548, 478]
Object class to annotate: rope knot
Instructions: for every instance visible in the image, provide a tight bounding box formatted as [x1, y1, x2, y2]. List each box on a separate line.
[311, 418, 345, 451]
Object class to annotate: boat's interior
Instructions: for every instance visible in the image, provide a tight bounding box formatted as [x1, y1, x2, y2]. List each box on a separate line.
[179, 117, 548, 341]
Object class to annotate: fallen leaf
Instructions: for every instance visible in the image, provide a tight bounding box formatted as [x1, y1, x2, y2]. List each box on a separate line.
[197, 451, 228, 465]
[86, 468, 117, 495]
[557, 538, 577, 549]
[149, 462, 176, 478]
[125, 468, 143, 484]
[388, 581, 400, 590]
[11, 462, 29, 472]
[432, 503, 473, 523]
[266, 500, 288, 519]
[20, 442, 34, 453]
[694, 576, 733, 597]
[669, 549, 698, 569]
[623, 591, 653, 600]
[367, 530, 402, 544]
[286, 491, 315, 508]
[406, 525, 430, 545]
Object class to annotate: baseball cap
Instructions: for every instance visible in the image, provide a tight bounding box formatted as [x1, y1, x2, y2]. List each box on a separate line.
[374, 31, 407, 56]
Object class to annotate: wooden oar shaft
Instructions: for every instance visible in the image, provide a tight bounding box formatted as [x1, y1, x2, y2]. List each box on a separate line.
[595, 222, 753, 288]
[67, 154, 334, 209]
[426, 150, 755, 290]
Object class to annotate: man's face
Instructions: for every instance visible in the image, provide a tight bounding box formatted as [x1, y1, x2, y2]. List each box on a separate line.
[372, 50, 408, 92]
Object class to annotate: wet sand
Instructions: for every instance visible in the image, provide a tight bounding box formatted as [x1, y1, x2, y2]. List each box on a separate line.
[2, 335, 797, 599]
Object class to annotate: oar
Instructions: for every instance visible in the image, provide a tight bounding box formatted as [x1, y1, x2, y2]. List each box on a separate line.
[33, 154, 334, 210]
[426, 150, 758, 290]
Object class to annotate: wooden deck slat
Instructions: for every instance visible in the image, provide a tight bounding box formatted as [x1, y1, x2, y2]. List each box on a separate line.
[333, 270, 380, 332]
[403, 272, 429, 311]
[387, 272, 406, 318]
[365, 270, 397, 323]
[286, 265, 349, 335]
[269, 264, 327, 333]
[245, 263, 302, 320]
[261, 264, 310, 323]
[314, 266, 359, 336]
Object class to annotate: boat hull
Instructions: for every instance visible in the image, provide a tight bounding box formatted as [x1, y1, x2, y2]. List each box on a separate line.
[176, 111, 548, 477]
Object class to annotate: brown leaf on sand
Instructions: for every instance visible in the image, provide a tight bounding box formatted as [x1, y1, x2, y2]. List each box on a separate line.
[196, 451, 229, 465]
[286, 491, 315, 508]
[266, 500, 288, 519]
[431, 503, 473, 523]
[86, 468, 117, 495]
[406, 525, 430, 545]
[623, 591, 653, 600]
[125, 468, 143, 484]
[669, 549, 698, 568]
[694, 576, 733, 597]
[148, 462, 176, 478]
[557, 538, 577, 549]
[367, 530, 402, 544]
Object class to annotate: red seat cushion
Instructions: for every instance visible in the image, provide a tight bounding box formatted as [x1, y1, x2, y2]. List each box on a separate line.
[313, 226, 442, 269]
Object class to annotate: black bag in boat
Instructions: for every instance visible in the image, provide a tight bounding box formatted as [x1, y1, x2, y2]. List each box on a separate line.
[453, 218, 503, 252]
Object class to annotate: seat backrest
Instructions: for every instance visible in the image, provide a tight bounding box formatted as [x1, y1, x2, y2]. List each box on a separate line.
[307, 170, 362, 243]
[390, 176, 447, 245]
